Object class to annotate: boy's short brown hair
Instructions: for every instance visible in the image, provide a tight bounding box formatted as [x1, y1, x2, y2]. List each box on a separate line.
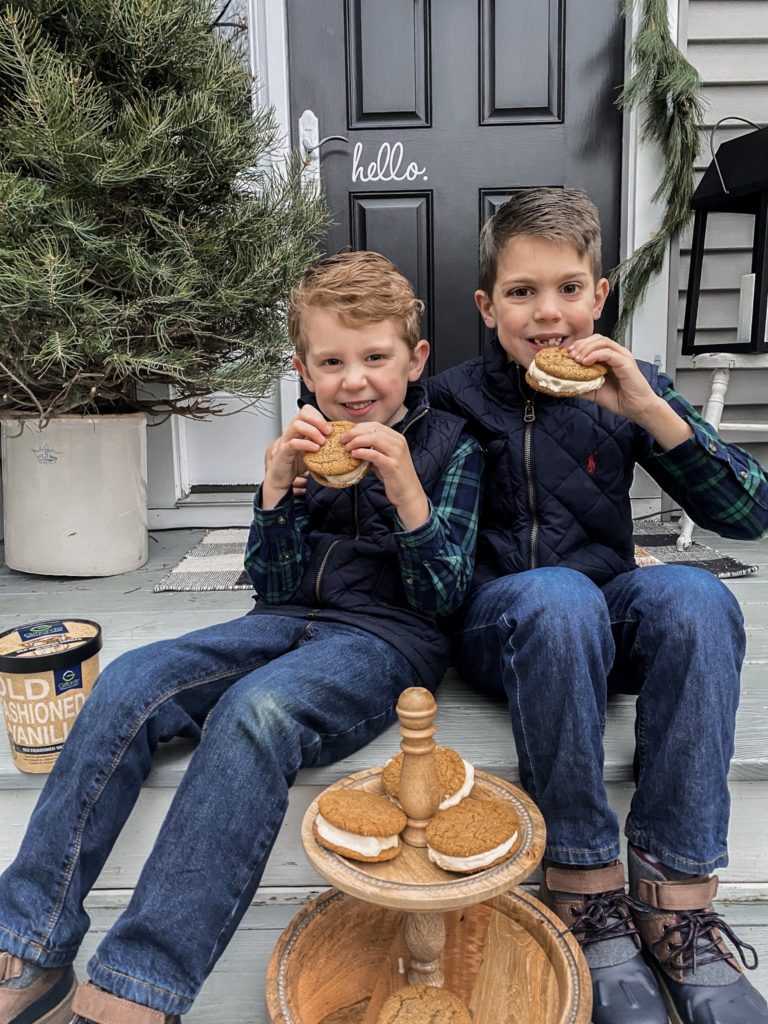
[288, 251, 424, 360]
[478, 188, 603, 295]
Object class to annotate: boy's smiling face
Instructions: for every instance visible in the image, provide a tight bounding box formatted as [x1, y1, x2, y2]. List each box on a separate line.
[294, 306, 429, 426]
[475, 234, 609, 369]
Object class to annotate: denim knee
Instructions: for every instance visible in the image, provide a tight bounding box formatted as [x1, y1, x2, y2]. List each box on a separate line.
[496, 567, 609, 641]
[637, 566, 745, 658]
[201, 685, 313, 784]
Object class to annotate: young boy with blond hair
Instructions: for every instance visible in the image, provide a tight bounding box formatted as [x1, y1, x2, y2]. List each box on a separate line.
[427, 188, 768, 1024]
[0, 251, 483, 1024]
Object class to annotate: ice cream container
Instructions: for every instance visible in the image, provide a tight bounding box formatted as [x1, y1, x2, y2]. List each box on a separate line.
[0, 619, 102, 773]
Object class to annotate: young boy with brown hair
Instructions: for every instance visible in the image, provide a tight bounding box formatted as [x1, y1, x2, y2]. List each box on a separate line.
[0, 251, 483, 1024]
[427, 188, 768, 1024]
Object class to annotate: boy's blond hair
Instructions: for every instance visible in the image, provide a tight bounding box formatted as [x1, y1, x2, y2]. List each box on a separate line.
[288, 251, 424, 360]
[478, 188, 603, 295]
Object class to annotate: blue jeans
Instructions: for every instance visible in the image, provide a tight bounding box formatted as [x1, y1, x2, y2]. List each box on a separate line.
[0, 614, 414, 1015]
[454, 565, 745, 873]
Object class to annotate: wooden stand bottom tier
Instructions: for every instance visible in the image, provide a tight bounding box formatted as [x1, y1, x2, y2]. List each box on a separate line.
[266, 887, 591, 1024]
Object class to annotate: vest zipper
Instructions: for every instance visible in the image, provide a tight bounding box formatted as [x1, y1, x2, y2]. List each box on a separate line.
[522, 396, 539, 569]
[314, 537, 341, 604]
[313, 404, 429, 602]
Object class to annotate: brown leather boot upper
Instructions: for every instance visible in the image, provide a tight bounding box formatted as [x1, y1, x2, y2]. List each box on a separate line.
[540, 862, 641, 951]
[633, 875, 749, 984]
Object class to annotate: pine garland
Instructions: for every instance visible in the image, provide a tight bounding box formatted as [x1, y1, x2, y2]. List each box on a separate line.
[0, 0, 328, 421]
[611, 0, 704, 341]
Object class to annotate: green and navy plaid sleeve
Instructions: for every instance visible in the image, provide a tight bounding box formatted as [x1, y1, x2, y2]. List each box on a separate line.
[244, 488, 311, 603]
[640, 378, 768, 539]
[394, 435, 483, 618]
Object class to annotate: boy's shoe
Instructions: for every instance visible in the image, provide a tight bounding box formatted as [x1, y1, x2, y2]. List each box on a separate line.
[0, 952, 76, 1024]
[539, 861, 668, 1023]
[629, 845, 768, 1024]
[71, 982, 180, 1024]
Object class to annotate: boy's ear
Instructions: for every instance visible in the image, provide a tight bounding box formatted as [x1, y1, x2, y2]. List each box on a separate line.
[475, 289, 496, 328]
[292, 354, 315, 392]
[593, 277, 610, 319]
[407, 339, 430, 380]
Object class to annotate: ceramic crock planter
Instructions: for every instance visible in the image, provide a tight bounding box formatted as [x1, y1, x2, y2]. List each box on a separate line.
[1, 413, 147, 576]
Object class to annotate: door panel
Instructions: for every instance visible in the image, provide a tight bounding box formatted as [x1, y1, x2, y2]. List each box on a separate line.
[350, 193, 433, 346]
[287, 0, 624, 371]
[480, 0, 563, 123]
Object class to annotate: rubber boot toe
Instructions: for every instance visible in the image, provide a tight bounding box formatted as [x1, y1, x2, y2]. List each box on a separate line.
[591, 951, 670, 1024]
[660, 970, 768, 1024]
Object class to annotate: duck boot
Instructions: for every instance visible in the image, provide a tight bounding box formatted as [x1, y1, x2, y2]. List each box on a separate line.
[70, 982, 181, 1024]
[0, 952, 76, 1024]
[540, 861, 668, 1023]
[629, 845, 768, 1024]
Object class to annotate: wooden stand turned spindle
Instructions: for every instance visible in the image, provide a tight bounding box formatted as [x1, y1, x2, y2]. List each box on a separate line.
[395, 687, 445, 987]
[404, 911, 446, 988]
[395, 687, 441, 848]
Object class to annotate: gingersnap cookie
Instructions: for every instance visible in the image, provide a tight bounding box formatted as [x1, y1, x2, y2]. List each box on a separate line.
[425, 797, 521, 873]
[525, 347, 607, 397]
[314, 789, 406, 862]
[381, 747, 475, 810]
[302, 420, 369, 488]
[376, 984, 471, 1023]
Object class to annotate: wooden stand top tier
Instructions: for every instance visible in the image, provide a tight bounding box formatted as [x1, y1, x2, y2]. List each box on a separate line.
[302, 687, 546, 912]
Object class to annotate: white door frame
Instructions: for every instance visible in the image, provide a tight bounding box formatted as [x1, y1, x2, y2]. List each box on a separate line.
[148, 0, 679, 529]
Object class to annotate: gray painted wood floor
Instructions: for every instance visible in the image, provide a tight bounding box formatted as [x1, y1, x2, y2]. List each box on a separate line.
[1, 526, 767, 1021]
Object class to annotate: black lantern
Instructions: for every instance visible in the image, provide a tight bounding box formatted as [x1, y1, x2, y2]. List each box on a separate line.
[681, 123, 768, 355]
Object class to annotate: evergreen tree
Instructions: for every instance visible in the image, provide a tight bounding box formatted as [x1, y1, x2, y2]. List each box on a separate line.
[0, 0, 327, 419]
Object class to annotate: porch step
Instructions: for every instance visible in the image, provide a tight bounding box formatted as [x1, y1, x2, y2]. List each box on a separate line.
[1, 528, 767, 1021]
[61, 889, 767, 1024]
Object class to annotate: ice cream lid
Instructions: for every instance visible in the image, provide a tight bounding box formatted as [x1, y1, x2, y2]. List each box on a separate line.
[0, 620, 102, 673]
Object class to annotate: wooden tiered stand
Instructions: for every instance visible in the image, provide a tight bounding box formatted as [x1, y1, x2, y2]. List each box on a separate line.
[266, 688, 591, 1023]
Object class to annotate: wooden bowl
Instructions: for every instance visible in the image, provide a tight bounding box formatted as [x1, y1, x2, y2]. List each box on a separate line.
[266, 887, 591, 1024]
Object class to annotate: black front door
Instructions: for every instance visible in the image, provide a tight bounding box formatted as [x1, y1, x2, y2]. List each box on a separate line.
[287, 0, 624, 371]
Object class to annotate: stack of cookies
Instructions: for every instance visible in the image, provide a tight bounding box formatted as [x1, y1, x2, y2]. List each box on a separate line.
[313, 741, 522, 876]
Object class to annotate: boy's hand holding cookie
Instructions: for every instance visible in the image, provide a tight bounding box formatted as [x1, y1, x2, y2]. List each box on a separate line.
[568, 335, 693, 452]
[342, 422, 430, 531]
[262, 406, 331, 509]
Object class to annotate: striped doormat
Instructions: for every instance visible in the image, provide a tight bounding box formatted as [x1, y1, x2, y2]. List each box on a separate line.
[631, 519, 758, 580]
[154, 529, 252, 592]
[154, 521, 758, 593]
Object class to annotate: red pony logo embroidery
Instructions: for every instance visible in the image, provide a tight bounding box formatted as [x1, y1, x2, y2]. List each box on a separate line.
[587, 453, 597, 475]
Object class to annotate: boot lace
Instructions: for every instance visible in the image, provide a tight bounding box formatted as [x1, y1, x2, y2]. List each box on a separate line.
[563, 889, 643, 947]
[652, 908, 759, 973]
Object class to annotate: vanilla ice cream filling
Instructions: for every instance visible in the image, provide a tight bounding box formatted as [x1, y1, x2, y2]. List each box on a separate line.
[313, 465, 366, 486]
[315, 814, 399, 856]
[528, 359, 604, 395]
[427, 830, 519, 872]
[439, 760, 475, 809]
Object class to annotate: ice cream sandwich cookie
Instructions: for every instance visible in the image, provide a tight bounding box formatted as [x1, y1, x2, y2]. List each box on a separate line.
[381, 746, 475, 810]
[314, 789, 406, 862]
[525, 347, 607, 398]
[302, 420, 369, 488]
[375, 984, 470, 1023]
[425, 797, 520, 873]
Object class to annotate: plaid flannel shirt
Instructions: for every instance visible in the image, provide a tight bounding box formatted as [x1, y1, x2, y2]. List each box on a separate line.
[245, 436, 483, 618]
[642, 379, 768, 538]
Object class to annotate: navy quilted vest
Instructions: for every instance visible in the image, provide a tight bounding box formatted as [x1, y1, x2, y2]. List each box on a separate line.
[252, 382, 467, 689]
[428, 339, 658, 589]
